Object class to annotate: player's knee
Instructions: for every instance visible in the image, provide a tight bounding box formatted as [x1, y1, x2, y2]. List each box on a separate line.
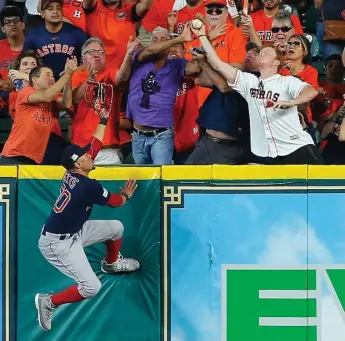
[110, 220, 124, 240]
[80, 278, 101, 298]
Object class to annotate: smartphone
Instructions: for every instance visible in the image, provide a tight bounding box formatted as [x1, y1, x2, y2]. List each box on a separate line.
[192, 47, 204, 54]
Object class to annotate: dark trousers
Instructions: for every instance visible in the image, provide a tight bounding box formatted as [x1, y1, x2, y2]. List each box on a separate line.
[0, 155, 36, 165]
[185, 135, 244, 165]
[250, 144, 324, 165]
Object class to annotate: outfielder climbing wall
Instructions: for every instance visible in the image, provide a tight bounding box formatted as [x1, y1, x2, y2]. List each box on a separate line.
[16, 166, 161, 341]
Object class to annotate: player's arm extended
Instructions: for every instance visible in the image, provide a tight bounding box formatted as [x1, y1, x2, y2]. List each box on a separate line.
[86, 117, 109, 160]
[107, 180, 138, 208]
[56, 77, 73, 111]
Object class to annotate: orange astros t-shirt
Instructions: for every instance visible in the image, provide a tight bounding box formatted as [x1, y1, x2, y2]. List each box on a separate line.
[280, 65, 318, 122]
[85, 1, 137, 68]
[2, 87, 56, 163]
[63, 0, 86, 31]
[250, 9, 303, 45]
[71, 68, 120, 147]
[141, 0, 175, 32]
[175, 2, 206, 34]
[0, 40, 21, 81]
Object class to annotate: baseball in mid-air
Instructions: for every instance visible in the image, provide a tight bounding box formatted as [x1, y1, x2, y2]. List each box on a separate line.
[192, 19, 203, 29]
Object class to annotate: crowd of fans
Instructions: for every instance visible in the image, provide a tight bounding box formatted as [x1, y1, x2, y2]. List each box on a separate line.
[0, 0, 344, 166]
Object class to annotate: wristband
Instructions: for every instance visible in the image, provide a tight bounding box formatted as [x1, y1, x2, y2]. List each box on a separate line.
[198, 34, 206, 38]
[100, 117, 108, 125]
[122, 193, 131, 201]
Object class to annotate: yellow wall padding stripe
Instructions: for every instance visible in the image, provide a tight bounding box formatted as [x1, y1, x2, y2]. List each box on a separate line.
[308, 165, 345, 179]
[18, 166, 161, 180]
[0, 166, 17, 178]
[212, 165, 308, 180]
[162, 165, 212, 180]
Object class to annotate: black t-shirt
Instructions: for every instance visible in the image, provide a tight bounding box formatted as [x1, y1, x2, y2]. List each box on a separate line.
[323, 0, 345, 21]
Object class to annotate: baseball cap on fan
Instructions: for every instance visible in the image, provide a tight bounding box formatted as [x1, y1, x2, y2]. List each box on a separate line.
[61, 143, 91, 170]
[41, 0, 63, 10]
[204, 0, 227, 7]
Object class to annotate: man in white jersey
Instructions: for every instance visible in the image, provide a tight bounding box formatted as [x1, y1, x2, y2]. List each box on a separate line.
[190, 22, 323, 164]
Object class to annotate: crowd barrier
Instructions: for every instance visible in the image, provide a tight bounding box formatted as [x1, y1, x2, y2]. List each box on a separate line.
[0, 165, 345, 341]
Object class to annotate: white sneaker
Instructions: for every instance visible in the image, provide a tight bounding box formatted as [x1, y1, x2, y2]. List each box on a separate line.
[101, 252, 140, 273]
[35, 294, 55, 331]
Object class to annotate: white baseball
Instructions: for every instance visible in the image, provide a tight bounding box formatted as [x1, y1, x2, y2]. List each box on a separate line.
[192, 19, 203, 30]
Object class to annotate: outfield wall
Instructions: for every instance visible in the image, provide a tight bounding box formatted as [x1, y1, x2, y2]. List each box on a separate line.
[0, 165, 344, 341]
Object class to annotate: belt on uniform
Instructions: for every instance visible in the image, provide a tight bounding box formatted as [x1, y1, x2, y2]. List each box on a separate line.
[134, 127, 170, 137]
[205, 132, 238, 145]
[41, 228, 75, 240]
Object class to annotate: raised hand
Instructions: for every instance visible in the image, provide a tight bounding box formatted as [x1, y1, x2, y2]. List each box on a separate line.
[127, 35, 141, 56]
[180, 21, 194, 42]
[190, 18, 206, 37]
[64, 57, 78, 77]
[120, 180, 138, 200]
[87, 61, 97, 81]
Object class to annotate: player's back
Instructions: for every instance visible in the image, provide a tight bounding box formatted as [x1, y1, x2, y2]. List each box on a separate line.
[44, 172, 109, 234]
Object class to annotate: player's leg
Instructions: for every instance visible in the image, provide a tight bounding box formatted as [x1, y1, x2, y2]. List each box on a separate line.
[81, 220, 140, 273]
[36, 234, 102, 331]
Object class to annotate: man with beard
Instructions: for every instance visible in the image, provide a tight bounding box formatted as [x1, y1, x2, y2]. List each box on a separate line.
[24, 0, 87, 81]
[0, 6, 24, 89]
[250, 0, 303, 45]
[271, 9, 295, 53]
[83, 0, 154, 68]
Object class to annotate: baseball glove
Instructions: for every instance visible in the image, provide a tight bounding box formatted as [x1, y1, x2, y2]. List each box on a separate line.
[85, 81, 114, 119]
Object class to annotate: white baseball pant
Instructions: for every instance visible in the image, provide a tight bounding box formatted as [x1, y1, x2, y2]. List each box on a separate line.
[38, 220, 124, 298]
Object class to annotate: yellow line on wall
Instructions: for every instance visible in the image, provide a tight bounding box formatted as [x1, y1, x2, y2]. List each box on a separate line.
[0, 166, 17, 178]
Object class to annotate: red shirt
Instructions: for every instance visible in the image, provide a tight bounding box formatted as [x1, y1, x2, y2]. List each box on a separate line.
[176, 2, 206, 34]
[0, 40, 21, 81]
[141, 0, 175, 32]
[63, 0, 86, 31]
[250, 9, 303, 45]
[85, 0, 137, 68]
[280, 65, 318, 122]
[174, 78, 200, 152]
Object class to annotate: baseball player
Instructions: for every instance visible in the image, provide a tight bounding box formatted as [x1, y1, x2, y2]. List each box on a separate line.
[35, 86, 139, 332]
[191, 21, 324, 164]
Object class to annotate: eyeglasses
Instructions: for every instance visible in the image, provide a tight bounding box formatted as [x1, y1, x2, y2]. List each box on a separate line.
[286, 41, 301, 47]
[3, 18, 21, 26]
[272, 26, 292, 33]
[82, 49, 105, 56]
[206, 8, 225, 15]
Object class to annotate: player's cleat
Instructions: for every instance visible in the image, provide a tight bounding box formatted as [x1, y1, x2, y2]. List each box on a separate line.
[35, 294, 55, 331]
[101, 252, 140, 273]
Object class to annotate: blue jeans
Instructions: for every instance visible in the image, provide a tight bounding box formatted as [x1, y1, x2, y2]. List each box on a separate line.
[132, 129, 174, 165]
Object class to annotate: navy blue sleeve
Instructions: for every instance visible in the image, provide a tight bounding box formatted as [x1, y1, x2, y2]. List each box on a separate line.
[23, 32, 35, 51]
[87, 179, 111, 206]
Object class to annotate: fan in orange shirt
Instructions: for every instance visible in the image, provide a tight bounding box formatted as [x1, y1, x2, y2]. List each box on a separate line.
[0, 60, 77, 165]
[71, 37, 139, 166]
[186, 0, 247, 108]
[250, 0, 303, 45]
[280, 35, 318, 123]
[83, 0, 154, 68]
[0, 6, 25, 89]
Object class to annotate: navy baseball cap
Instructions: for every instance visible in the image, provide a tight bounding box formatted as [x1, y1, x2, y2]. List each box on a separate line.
[41, 0, 63, 10]
[61, 143, 91, 170]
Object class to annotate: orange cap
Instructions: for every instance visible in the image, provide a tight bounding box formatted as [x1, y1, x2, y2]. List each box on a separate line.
[204, 0, 227, 7]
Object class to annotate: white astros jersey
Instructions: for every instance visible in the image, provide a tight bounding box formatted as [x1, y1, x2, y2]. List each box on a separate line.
[228, 72, 314, 158]
[172, 0, 239, 18]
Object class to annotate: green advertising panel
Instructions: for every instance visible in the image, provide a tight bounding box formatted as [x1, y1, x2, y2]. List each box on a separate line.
[17, 166, 161, 341]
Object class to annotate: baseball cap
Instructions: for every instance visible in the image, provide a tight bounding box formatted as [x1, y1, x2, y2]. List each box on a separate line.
[204, 0, 227, 7]
[61, 143, 91, 170]
[0, 6, 24, 24]
[246, 42, 260, 52]
[41, 0, 63, 10]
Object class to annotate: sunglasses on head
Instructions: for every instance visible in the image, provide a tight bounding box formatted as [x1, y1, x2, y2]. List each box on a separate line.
[206, 8, 224, 15]
[287, 41, 301, 47]
[271, 26, 292, 33]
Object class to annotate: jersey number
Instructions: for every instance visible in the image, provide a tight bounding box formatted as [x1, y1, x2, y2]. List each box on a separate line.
[53, 184, 71, 213]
